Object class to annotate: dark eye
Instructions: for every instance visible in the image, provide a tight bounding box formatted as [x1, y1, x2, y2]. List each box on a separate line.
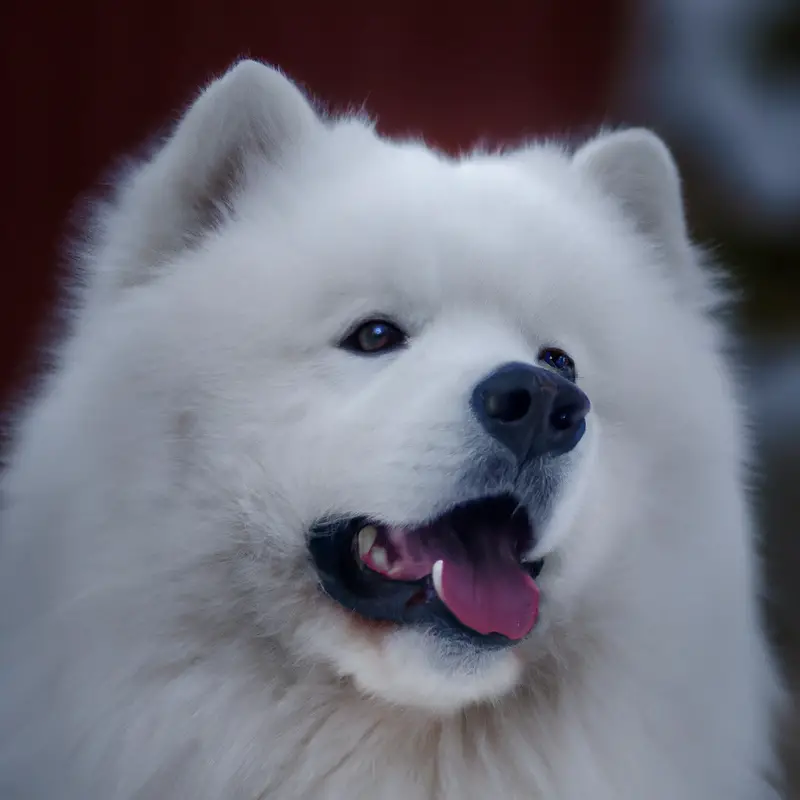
[340, 319, 408, 355]
[538, 347, 576, 382]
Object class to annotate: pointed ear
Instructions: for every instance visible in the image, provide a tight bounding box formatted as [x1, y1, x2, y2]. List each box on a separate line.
[572, 129, 721, 311]
[87, 60, 320, 298]
[572, 128, 688, 261]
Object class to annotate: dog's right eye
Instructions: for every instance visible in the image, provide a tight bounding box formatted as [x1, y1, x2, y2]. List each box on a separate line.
[340, 319, 408, 355]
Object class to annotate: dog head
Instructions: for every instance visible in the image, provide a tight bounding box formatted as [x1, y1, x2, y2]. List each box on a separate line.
[71, 61, 732, 711]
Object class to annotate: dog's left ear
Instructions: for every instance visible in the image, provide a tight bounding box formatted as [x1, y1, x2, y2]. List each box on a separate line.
[572, 128, 688, 260]
[572, 129, 720, 311]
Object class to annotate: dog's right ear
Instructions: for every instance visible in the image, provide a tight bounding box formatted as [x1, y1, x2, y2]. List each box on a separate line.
[84, 60, 320, 301]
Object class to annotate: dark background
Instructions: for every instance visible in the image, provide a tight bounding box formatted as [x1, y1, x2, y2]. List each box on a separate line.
[2, 0, 799, 790]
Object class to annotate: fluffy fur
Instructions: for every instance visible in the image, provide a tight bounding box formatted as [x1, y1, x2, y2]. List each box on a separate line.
[0, 60, 783, 798]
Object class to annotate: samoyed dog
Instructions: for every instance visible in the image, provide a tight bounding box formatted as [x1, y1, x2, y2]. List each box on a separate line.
[0, 61, 784, 799]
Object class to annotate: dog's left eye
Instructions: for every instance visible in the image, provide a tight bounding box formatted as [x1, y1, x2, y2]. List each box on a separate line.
[340, 320, 408, 355]
[538, 347, 576, 381]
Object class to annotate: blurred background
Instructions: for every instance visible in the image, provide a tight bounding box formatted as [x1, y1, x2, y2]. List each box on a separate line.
[1, 0, 798, 790]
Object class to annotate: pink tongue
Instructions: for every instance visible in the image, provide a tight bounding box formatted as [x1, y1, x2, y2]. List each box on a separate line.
[379, 523, 540, 640]
[438, 554, 539, 641]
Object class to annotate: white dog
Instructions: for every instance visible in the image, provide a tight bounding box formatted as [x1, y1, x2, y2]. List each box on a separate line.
[0, 61, 783, 799]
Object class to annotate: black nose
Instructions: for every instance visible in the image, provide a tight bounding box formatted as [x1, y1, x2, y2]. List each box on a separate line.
[471, 361, 590, 462]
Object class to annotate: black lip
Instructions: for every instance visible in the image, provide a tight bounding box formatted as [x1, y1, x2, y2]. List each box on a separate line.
[308, 495, 544, 650]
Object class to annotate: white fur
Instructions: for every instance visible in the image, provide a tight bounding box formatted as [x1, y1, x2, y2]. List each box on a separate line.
[0, 61, 783, 799]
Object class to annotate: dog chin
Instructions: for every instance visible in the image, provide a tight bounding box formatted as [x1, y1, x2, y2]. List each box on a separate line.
[307, 615, 526, 711]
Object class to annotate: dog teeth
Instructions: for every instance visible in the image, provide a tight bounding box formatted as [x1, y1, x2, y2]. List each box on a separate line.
[369, 546, 390, 572]
[356, 525, 378, 559]
[355, 526, 393, 574]
[431, 560, 444, 599]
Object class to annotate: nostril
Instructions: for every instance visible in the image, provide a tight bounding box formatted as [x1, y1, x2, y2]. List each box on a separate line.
[485, 388, 532, 423]
[550, 408, 574, 432]
[550, 401, 589, 432]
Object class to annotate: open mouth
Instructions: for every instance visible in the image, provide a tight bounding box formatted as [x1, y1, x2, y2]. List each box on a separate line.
[308, 494, 544, 648]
